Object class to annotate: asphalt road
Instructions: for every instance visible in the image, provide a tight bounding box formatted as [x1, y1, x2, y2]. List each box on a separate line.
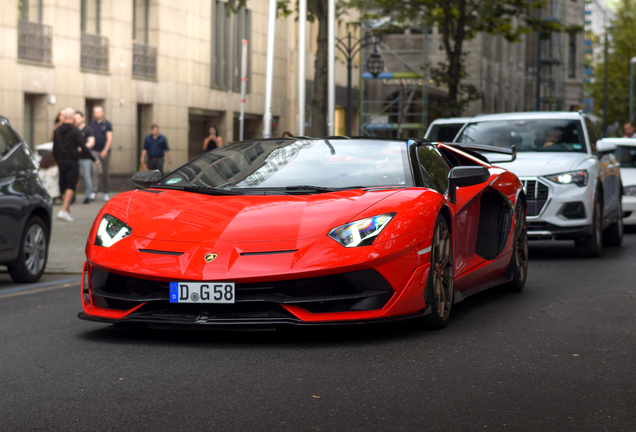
[1, 236, 635, 432]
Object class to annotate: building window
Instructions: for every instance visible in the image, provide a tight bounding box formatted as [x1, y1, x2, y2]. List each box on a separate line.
[212, 0, 231, 89]
[568, 33, 577, 78]
[212, 2, 251, 91]
[81, 0, 100, 34]
[133, 0, 149, 44]
[18, 0, 43, 23]
[233, 7, 252, 93]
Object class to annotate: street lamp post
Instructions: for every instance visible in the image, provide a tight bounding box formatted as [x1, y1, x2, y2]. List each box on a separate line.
[335, 33, 383, 136]
[630, 57, 636, 124]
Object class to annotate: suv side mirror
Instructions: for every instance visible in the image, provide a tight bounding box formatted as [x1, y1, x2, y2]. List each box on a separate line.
[131, 170, 162, 189]
[596, 139, 617, 157]
[447, 166, 490, 204]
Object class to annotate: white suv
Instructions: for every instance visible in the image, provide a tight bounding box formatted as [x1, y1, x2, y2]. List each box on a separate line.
[454, 112, 623, 257]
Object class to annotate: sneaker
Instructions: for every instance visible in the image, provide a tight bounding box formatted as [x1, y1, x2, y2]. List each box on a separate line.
[57, 210, 74, 222]
[83, 198, 91, 204]
[103, 193, 110, 201]
[90, 193, 96, 200]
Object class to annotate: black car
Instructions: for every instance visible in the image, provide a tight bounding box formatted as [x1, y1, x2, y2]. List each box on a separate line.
[0, 116, 52, 282]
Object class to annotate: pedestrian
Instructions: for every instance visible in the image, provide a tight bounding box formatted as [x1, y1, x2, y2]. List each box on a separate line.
[282, 131, 293, 137]
[202, 126, 223, 151]
[74, 111, 100, 204]
[50, 109, 65, 141]
[89, 106, 113, 201]
[52, 108, 95, 221]
[140, 123, 172, 175]
[622, 122, 635, 138]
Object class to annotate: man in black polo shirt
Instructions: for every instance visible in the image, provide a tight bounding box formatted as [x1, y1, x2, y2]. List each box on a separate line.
[140, 123, 172, 175]
[89, 106, 113, 201]
[53, 108, 95, 221]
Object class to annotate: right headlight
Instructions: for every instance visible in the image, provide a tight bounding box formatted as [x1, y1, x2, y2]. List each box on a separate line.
[95, 214, 132, 247]
[544, 170, 588, 187]
[623, 185, 636, 196]
[328, 213, 396, 248]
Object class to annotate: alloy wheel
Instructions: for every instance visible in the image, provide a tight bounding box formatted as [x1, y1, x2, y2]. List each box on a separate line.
[431, 222, 453, 320]
[24, 225, 47, 275]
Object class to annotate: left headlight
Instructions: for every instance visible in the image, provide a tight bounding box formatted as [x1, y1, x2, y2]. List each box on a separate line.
[328, 213, 396, 248]
[544, 170, 588, 187]
[95, 214, 132, 247]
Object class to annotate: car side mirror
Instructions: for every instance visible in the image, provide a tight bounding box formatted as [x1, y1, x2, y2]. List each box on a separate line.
[596, 140, 617, 157]
[131, 170, 162, 189]
[447, 166, 490, 204]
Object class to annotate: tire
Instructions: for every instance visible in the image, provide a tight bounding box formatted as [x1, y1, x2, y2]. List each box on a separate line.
[8, 216, 49, 283]
[502, 200, 528, 293]
[576, 193, 603, 258]
[419, 215, 454, 330]
[603, 196, 623, 247]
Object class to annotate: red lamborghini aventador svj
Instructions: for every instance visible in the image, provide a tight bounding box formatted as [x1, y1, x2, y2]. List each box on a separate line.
[79, 138, 528, 329]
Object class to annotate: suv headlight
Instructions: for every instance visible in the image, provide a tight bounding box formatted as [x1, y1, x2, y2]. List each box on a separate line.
[545, 170, 588, 187]
[624, 185, 636, 196]
[328, 213, 395, 248]
[95, 214, 132, 247]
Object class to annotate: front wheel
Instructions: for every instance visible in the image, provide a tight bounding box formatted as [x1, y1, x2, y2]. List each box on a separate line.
[603, 196, 623, 247]
[419, 215, 454, 330]
[502, 200, 528, 293]
[8, 216, 49, 283]
[576, 194, 603, 257]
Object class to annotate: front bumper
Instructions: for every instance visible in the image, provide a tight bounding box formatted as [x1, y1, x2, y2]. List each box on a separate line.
[522, 177, 594, 240]
[622, 194, 636, 225]
[79, 230, 435, 327]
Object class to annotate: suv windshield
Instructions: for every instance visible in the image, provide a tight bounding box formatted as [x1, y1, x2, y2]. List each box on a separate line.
[155, 139, 413, 192]
[457, 119, 587, 153]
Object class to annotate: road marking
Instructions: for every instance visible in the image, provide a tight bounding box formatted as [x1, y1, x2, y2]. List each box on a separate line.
[0, 277, 81, 299]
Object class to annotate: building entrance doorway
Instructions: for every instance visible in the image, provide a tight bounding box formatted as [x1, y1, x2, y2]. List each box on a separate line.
[188, 109, 224, 161]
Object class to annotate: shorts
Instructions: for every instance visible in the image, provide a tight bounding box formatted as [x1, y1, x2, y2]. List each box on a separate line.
[57, 159, 80, 193]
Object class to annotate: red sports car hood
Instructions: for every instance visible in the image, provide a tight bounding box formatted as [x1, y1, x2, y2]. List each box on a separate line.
[125, 188, 401, 243]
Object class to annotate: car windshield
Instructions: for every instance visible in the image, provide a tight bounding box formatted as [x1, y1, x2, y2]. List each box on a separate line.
[155, 139, 413, 192]
[615, 146, 636, 168]
[457, 119, 587, 153]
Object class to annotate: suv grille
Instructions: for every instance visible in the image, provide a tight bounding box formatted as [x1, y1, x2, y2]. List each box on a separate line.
[522, 179, 549, 217]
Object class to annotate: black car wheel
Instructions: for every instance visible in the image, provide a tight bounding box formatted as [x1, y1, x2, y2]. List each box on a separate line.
[9, 216, 49, 283]
[603, 194, 623, 247]
[503, 200, 528, 293]
[576, 193, 603, 257]
[420, 215, 454, 330]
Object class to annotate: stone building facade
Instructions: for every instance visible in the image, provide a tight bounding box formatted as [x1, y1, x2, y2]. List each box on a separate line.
[1, 0, 359, 185]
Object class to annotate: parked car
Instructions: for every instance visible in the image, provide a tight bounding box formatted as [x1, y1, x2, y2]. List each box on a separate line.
[79, 137, 527, 330]
[0, 116, 52, 282]
[598, 137, 636, 226]
[424, 117, 470, 142]
[454, 112, 622, 257]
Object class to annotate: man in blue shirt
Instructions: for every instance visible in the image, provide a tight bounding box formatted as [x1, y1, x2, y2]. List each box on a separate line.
[140, 124, 172, 174]
[89, 106, 113, 201]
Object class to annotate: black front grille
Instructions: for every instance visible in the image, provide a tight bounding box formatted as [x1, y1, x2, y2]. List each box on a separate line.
[523, 179, 549, 216]
[89, 268, 395, 314]
[561, 202, 586, 219]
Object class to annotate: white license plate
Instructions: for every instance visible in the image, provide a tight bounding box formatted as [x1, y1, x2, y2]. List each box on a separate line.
[170, 282, 235, 304]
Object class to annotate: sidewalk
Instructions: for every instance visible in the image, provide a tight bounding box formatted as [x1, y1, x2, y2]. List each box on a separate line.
[47, 193, 115, 274]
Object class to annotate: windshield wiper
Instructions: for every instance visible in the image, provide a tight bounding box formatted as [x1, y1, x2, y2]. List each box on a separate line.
[153, 185, 243, 195]
[285, 185, 370, 193]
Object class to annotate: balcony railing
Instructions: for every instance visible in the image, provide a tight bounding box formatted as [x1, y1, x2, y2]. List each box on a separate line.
[133, 43, 157, 79]
[81, 33, 109, 72]
[18, 20, 52, 64]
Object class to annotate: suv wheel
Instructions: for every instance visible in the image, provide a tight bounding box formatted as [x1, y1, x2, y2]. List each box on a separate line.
[575, 194, 603, 257]
[8, 216, 49, 283]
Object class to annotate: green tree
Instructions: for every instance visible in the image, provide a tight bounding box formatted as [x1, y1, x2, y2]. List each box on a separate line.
[591, 0, 636, 130]
[350, 0, 570, 117]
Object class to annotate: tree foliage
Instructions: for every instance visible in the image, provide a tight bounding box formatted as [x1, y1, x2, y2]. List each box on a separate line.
[350, 0, 576, 117]
[591, 0, 636, 130]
